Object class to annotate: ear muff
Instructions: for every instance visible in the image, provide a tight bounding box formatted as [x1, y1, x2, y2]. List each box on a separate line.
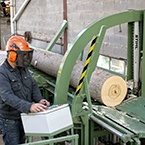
[8, 51, 17, 62]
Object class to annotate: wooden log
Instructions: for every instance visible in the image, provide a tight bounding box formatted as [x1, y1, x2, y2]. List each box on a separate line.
[70, 60, 127, 106]
[89, 69, 127, 106]
[31, 48, 63, 78]
[0, 49, 127, 106]
[0, 51, 6, 65]
[31, 49, 127, 107]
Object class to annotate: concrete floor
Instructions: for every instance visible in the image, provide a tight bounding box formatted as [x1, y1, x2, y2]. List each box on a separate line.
[0, 135, 3, 145]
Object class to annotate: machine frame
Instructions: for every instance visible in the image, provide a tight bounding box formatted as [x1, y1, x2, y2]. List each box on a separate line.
[22, 10, 145, 145]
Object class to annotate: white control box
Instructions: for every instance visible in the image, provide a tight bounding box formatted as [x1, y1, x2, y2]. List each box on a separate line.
[21, 104, 73, 134]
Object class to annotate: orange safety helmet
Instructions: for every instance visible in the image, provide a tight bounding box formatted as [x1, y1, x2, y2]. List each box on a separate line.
[6, 35, 31, 51]
[6, 35, 33, 67]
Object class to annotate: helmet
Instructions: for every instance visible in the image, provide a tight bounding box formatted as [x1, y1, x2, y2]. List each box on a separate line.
[6, 35, 33, 67]
[6, 35, 31, 52]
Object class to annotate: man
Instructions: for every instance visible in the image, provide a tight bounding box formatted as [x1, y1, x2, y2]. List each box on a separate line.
[0, 35, 50, 145]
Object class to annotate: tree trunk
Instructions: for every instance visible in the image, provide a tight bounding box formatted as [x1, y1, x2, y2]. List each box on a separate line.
[31, 49, 127, 106]
[0, 49, 127, 106]
[89, 69, 127, 106]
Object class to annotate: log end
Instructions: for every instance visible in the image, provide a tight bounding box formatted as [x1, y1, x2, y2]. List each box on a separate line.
[101, 75, 127, 107]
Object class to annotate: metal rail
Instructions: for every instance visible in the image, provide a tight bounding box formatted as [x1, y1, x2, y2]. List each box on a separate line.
[46, 20, 68, 51]
[20, 134, 79, 145]
[19, 10, 145, 145]
[53, 10, 145, 145]
[54, 10, 144, 105]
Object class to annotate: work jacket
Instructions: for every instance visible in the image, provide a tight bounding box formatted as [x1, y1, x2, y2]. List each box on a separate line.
[0, 59, 43, 119]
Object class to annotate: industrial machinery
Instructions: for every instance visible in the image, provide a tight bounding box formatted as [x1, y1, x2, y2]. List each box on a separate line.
[6, 9, 145, 145]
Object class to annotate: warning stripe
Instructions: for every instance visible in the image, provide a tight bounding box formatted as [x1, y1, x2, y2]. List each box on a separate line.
[75, 36, 97, 95]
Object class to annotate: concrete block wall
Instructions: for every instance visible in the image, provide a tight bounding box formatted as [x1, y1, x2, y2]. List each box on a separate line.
[15, 0, 145, 59]
[16, 0, 63, 50]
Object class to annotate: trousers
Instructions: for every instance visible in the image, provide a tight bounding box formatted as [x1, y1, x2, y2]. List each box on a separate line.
[0, 117, 25, 145]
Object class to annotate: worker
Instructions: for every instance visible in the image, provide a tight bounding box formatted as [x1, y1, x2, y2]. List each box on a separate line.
[0, 35, 50, 145]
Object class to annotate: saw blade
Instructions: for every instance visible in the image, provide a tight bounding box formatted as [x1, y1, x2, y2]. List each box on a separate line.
[133, 22, 140, 89]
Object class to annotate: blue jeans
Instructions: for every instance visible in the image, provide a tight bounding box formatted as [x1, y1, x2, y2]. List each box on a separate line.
[0, 117, 25, 145]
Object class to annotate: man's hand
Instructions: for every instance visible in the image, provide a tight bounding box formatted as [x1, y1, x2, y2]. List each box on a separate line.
[39, 99, 50, 106]
[30, 103, 47, 113]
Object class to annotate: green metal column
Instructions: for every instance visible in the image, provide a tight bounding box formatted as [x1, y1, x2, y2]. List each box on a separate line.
[141, 11, 145, 97]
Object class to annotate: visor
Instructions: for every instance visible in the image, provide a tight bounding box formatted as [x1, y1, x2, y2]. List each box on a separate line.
[16, 49, 34, 67]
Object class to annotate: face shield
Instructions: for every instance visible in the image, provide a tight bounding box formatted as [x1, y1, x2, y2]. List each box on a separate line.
[15, 49, 34, 68]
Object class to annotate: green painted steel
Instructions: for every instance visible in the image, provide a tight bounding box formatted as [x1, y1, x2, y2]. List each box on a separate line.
[141, 10, 145, 97]
[20, 134, 79, 145]
[91, 97, 145, 143]
[46, 20, 68, 51]
[53, 10, 145, 145]
[54, 10, 143, 105]
[116, 97, 145, 124]
[22, 10, 145, 145]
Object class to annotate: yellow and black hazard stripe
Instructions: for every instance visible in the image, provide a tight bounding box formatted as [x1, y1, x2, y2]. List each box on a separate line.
[75, 36, 97, 96]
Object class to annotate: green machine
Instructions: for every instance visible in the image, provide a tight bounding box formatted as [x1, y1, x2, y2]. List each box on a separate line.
[22, 10, 145, 145]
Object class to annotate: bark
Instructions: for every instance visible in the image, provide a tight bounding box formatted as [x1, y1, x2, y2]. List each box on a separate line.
[31, 49, 127, 106]
[0, 49, 127, 106]
[0, 51, 6, 64]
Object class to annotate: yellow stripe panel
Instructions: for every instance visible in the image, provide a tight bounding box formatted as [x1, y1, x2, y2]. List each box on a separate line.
[80, 70, 86, 79]
[89, 44, 95, 53]
[76, 83, 83, 92]
[85, 57, 91, 65]
[75, 35, 97, 95]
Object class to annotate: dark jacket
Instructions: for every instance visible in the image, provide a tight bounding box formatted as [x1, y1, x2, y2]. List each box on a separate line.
[0, 1, 6, 7]
[0, 59, 43, 119]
